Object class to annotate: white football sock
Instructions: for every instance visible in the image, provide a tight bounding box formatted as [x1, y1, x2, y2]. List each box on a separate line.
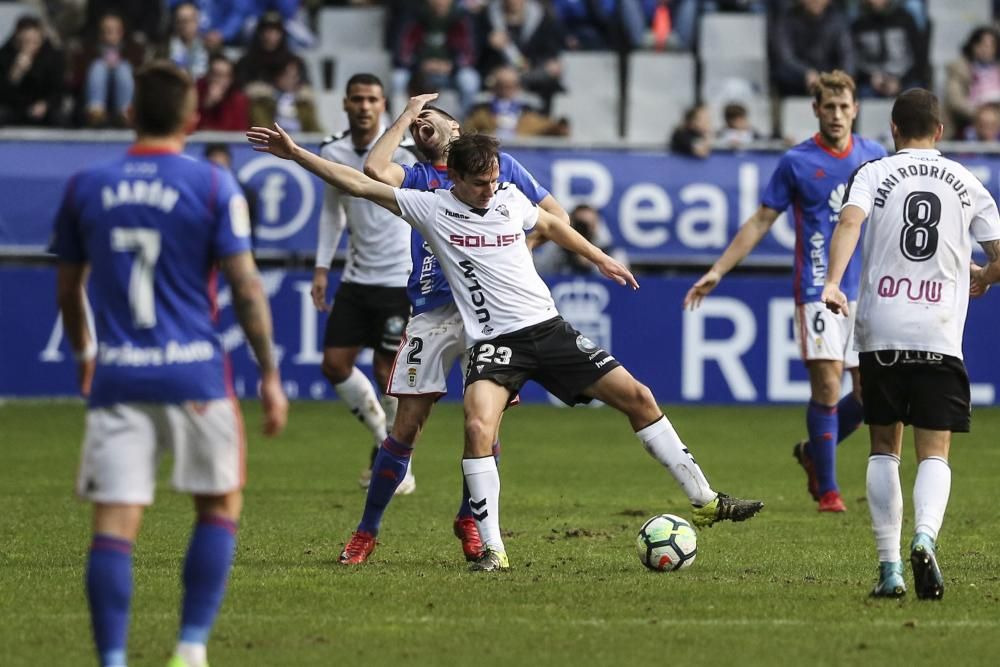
[175, 641, 207, 667]
[867, 454, 903, 562]
[913, 456, 951, 542]
[462, 456, 503, 553]
[333, 367, 387, 447]
[636, 416, 716, 506]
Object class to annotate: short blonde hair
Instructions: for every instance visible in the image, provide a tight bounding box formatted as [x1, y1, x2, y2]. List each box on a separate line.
[811, 70, 857, 104]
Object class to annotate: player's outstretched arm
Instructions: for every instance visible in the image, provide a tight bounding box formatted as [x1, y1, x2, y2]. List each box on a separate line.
[526, 194, 572, 250]
[822, 204, 866, 316]
[247, 124, 403, 217]
[55, 262, 95, 397]
[534, 208, 638, 289]
[683, 205, 780, 309]
[220, 251, 288, 436]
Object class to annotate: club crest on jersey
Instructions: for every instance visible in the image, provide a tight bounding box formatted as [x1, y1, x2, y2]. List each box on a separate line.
[576, 334, 598, 353]
[482, 324, 494, 335]
[407, 367, 417, 387]
[496, 204, 509, 218]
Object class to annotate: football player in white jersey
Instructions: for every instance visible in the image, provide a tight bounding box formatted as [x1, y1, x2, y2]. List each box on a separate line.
[312, 74, 418, 493]
[823, 88, 1000, 600]
[248, 126, 765, 571]
[52, 62, 288, 667]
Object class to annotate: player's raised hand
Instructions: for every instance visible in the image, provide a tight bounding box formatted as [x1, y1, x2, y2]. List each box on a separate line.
[822, 282, 849, 316]
[259, 372, 288, 437]
[404, 92, 438, 118]
[247, 123, 299, 160]
[595, 255, 639, 290]
[683, 269, 721, 310]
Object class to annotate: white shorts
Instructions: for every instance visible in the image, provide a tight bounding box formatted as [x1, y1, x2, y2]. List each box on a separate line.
[793, 301, 859, 368]
[77, 399, 245, 505]
[387, 302, 468, 397]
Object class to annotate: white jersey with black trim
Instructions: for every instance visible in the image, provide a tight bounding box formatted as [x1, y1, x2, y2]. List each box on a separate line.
[316, 127, 418, 286]
[843, 147, 1000, 358]
[393, 184, 557, 344]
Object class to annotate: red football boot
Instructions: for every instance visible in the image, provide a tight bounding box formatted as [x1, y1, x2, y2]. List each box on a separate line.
[453, 516, 484, 562]
[339, 530, 377, 565]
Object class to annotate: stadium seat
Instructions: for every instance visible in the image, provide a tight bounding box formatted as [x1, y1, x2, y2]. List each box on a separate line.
[301, 49, 393, 94]
[698, 13, 767, 62]
[0, 2, 37, 43]
[930, 19, 973, 66]
[315, 91, 348, 135]
[780, 97, 817, 143]
[625, 52, 695, 142]
[557, 52, 621, 141]
[926, 0, 991, 24]
[317, 7, 386, 53]
[698, 13, 769, 131]
[857, 98, 894, 142]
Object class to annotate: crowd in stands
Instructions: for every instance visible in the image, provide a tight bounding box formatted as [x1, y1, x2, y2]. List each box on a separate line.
[2, 0, 1000, 145]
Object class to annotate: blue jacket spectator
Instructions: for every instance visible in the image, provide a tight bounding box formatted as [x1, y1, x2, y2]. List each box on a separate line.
[169, 0, 252, 47]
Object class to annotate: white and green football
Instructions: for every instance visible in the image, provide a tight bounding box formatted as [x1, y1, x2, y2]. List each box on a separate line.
[636, 514, 697, 572]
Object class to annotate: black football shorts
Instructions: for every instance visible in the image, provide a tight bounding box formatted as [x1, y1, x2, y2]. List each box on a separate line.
[324, 282, 410, 355]
[859, 350, 971, 432]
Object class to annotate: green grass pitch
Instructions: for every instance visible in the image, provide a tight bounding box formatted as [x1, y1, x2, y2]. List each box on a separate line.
[3, 400, 1000, 666]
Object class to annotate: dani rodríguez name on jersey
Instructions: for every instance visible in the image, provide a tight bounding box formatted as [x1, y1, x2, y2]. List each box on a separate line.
[98, 340, 215, 367]
[871, 160, 974, 209]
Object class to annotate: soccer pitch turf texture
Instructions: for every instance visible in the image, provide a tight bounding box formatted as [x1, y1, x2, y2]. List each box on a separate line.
[3, 401, 999, 666]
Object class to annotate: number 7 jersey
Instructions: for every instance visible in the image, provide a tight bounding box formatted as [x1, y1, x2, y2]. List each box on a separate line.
[843, 148, 1000, 358]
[49, 147, 253, 407]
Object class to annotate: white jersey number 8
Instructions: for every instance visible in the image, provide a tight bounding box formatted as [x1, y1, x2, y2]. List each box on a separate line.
[111, 227, 161, 329]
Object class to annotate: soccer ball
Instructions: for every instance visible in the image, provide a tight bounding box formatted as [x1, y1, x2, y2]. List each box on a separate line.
[636, 514, 697, 572]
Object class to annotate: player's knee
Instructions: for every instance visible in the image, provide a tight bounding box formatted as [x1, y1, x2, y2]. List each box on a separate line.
[195, 491, 243, 522]
[615, 380, 659, 422]
[321, 356, 352, 385]
[464, 414, 494, 449]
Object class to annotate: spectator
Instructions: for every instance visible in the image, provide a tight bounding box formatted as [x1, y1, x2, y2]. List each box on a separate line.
[551, 0, 695, 52]
[851, 0, 927, 98]
[162, 1, 213, 79]
[244, 1, 316, 49]
[236, 11, 299, 86]
[21, 0, 86, 48]
[197, 53, 250, 130]
[464, 65, 568, 137]
[168, 0, 251, 48]
[534, 204, 630, 275]
[84, 0, 166, 48]
[204, 142, 259, 239]
[476, 0, 564, 110]
[670, 104, 712, 158]
[770, 0, 854, 97]
[717, 102, 761, 149]
[393, 0, 481, 113]
[0, 15, 66, 127]
[79, 12, 147, 127]
[964, 102, 1000, 141]
[945, 26, 1000, 139]
[247, 55, 321, 132]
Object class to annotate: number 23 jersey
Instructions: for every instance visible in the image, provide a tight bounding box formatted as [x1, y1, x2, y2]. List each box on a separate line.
[843, 148, 1000, 358]
[49, 148, 252, 407]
